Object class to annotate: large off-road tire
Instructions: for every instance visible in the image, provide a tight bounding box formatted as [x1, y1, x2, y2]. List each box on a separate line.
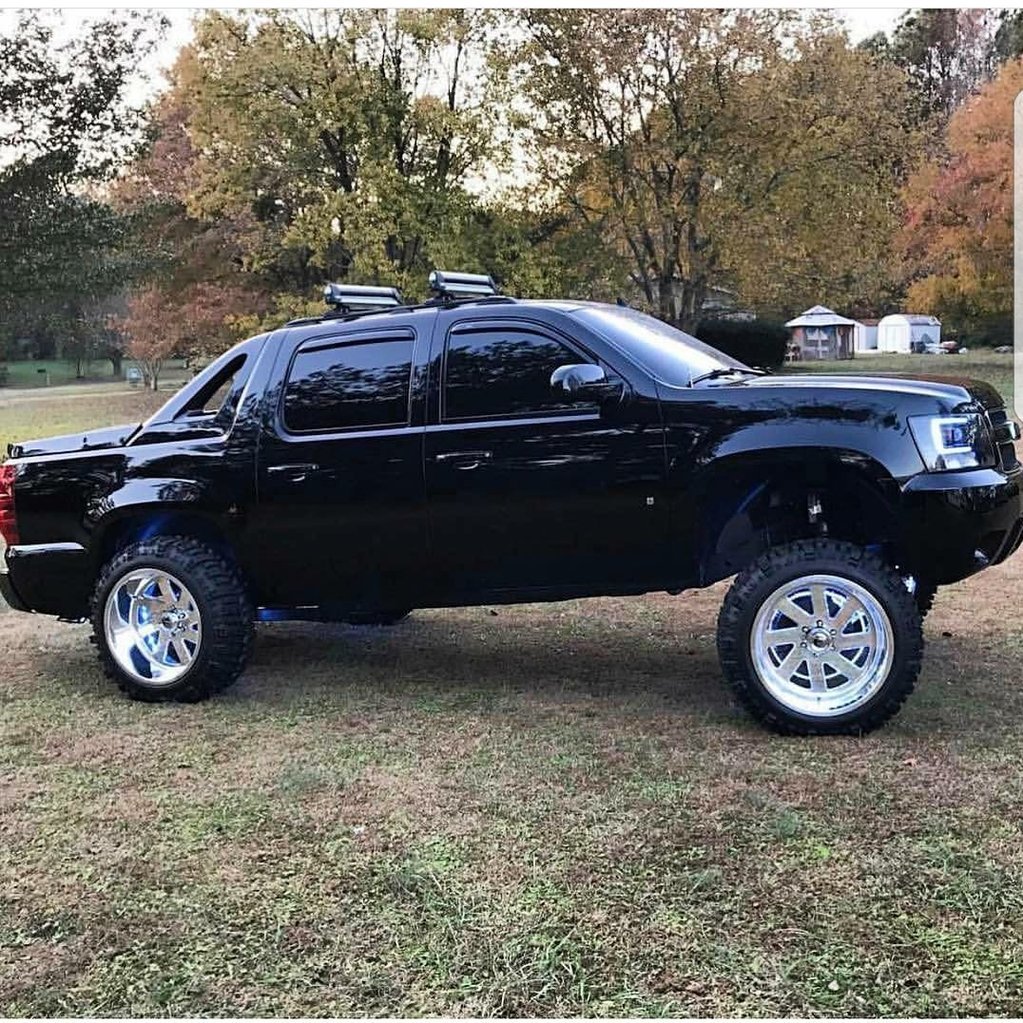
[717, 539, 923, 736]
[91, 535, 253, 703]
[342, 609, 412, 626]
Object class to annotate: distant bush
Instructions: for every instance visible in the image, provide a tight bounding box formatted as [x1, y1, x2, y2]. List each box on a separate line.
[695, 318, 788, 369]
[943, 314, 1012, 349]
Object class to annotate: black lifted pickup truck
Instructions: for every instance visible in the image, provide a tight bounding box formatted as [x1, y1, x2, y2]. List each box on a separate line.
[1, 271, 1021, 734]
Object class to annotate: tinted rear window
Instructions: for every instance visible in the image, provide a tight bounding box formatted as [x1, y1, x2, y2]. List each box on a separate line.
[283, 338, 414, 433]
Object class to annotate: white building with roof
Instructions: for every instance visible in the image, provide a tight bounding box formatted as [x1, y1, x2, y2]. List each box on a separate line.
[784, 305, 857, 361]
[876, 314, 941, 354]
[853, 318, 880, 353]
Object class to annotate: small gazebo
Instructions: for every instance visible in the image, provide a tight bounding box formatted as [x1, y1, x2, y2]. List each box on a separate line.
[785, 305, 857, 361]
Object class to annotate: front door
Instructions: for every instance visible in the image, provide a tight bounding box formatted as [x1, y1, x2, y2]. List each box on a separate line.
[424, 316, 668, 600]
[253, 326, 427, 610]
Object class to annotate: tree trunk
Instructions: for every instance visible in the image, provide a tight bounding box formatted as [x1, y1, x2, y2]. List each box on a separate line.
[675, 278, 707, 334]
[657, 274, 676, 326]
[110, 352, 123, 377]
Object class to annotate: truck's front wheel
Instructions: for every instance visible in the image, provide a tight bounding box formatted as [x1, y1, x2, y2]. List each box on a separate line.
[717, 540, 923, 735]
[91, 536, 253, 703]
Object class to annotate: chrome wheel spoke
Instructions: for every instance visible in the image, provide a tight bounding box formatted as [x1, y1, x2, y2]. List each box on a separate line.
[807, 657, 827, 692]
[775, 645, 804, 679]
[830, 596, 863, 633]
[838, 630, 876, 653]
[765, 625, 803, 645]
[777, 597, 812, 626]
[823, 651, 853, 675]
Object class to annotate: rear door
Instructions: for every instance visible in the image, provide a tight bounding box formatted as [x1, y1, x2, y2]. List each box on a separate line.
[252, 324, 428, 609]
[424, 314, 668, 599]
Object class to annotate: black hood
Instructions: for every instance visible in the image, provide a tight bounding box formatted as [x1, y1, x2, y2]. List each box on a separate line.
[738, 372, 1004, 411]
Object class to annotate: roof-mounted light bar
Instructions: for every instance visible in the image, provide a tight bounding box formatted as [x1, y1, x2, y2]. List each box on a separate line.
[428, 270, 500, 301]
[323, 283, 404, 313]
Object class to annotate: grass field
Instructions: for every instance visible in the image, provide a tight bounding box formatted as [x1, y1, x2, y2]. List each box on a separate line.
[0, 391, 169, 453]
[3, 363, 1023, 1015]
[0, 359, 190, 391]
[781, 350, 1016, 407]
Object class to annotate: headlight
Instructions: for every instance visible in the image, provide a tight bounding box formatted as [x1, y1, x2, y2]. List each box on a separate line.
[908, 413, 996, 471]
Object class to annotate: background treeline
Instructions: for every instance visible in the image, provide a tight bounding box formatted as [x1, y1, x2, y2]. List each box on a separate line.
[1, 8, 1020, 380]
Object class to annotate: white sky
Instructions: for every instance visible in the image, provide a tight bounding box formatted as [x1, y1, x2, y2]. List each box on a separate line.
[2, 7, 909, 99]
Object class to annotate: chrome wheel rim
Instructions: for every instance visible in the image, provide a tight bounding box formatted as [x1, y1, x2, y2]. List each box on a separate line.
[103, 569, 202, 686]
[750, 573, 894, 718]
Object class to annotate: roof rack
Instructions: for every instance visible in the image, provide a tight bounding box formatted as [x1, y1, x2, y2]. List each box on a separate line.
[428, 270, 500, 301]
[284, 273, 510, 328]
[323, 282, 404, 313]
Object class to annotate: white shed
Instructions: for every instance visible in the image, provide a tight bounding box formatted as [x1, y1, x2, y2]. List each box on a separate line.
[876, 314, 941, 354]
[853, 319, 879, 353]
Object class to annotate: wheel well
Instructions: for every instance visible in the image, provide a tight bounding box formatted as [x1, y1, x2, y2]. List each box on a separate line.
[95, 510, 232, 569]
[697, 456, 904, 585]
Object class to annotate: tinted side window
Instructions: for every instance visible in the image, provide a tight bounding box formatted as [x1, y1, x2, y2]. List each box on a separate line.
[284, 338, 414, 433]
[444, 328, 589, 421]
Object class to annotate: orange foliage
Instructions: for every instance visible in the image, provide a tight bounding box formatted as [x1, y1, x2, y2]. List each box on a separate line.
[116, 281, 258, 388]
[899, 58, 1020, 333]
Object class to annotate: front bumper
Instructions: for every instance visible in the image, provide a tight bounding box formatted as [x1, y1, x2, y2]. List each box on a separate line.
[1, 542, 92, 618]
[901, 466, 1023, 584]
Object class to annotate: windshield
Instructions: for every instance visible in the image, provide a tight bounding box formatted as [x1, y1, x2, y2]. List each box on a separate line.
[569, 305, 747, 386]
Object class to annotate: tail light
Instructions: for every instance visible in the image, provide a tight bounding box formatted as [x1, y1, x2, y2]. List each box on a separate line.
[0, 463, 18, 546]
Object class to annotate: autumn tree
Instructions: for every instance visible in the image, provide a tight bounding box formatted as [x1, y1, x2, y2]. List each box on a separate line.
[0, 13, 164, 365]
[872, 9, 998, 140]
[116, 287, 180, 390]
[113, 80, 269, 360]
[898, 58, 1019, 342]
[516, 10, 912, 330]
[171, 10, 506, 301]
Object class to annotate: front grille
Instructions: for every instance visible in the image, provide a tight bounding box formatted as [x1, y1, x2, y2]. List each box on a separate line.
[986, 408, 1020, 470]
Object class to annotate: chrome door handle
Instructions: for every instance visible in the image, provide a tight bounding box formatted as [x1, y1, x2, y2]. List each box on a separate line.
[434, 450, 492, 470]
[267, 462, 320, 481]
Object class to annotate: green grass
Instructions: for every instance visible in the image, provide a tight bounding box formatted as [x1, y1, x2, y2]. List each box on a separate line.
[781, 350, 1015, 407]
[0, 358, 191, 389]
[0, 390, 170, 452]
[2, 358, 1023, 1015]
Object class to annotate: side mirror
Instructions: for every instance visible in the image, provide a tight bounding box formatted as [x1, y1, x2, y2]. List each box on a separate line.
[550, 363, 622, 400]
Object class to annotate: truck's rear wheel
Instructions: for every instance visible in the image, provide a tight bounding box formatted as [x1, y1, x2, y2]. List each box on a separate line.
[717, 539, 923, 735]
[91, 536, 253, 702]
